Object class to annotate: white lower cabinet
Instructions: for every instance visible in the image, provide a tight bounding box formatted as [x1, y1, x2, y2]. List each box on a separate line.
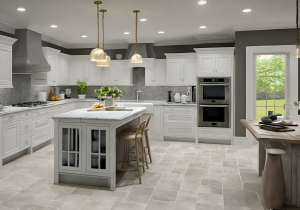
[198, 128, 231, 140]
[165, 126, 195, 138]
[20, 132, 31, 150]
[2, 121, 20, 158]
[86, 126, 109, 174]
[143, 105, 164, 141]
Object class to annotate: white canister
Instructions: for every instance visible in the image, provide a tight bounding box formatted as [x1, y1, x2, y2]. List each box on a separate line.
[174, 93, 181, 103]
[59, 94, 65, 100]
[38, 92, 47, 101]
[181, 95, 188, 104]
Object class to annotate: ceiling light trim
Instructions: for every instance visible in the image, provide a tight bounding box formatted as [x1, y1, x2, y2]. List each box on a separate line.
[232, 21, 295, 31]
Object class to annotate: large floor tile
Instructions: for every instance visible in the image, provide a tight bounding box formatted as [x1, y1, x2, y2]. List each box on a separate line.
[125, 186, 154, 204]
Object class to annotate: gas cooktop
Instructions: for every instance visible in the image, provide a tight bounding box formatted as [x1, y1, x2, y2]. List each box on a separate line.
[12, 101, 49, 107]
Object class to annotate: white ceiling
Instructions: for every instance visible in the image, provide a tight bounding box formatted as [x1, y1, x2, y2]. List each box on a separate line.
[0, 0, 296, 49]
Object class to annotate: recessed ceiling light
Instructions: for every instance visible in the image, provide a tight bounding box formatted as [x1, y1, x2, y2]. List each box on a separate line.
[199, 26, 206, 29]
[81, 35, 87, 38]
[17, 8, 26, 11]
[140, 19, 147, 21]
[124, 32, 130, 34]
[158, 31, 164, 34]
[243, 9, 252, 12]
[51, 25, 57, 28]
[197, 0, 207, 5]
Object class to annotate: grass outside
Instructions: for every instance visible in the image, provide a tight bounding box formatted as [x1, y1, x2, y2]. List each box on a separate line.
[256, 99, 285, 120]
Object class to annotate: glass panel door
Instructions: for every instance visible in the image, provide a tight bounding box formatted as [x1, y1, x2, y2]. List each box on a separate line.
[256, 55, 286, 120]
[86, 126, 109, 173]
[59, 125, 82, 171]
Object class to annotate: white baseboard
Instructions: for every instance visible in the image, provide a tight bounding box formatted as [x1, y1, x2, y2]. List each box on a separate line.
[232, 136, 253, 146]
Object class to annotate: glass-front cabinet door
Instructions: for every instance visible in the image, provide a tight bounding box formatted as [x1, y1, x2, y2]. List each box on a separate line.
[58, 125, 82, 172]
[86, 126, 109, 174]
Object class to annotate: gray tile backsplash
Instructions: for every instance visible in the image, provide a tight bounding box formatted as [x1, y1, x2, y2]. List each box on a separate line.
[0, 69, 191, 106]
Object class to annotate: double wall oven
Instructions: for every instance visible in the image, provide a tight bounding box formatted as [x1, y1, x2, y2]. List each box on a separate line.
[198, 77, 231, 128]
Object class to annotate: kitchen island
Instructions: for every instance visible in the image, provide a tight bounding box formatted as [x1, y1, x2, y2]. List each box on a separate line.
[52, 107, 147, 190]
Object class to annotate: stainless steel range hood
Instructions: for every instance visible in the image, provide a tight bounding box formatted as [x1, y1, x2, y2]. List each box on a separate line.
[12, 29, 51, 74]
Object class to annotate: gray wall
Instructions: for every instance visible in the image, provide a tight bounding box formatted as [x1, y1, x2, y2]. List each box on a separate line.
[235, 29, 299, 137]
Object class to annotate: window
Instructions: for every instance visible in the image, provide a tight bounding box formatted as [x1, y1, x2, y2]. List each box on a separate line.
[256, 55, 286, 120]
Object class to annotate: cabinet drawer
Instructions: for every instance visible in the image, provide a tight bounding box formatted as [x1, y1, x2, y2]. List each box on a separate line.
[164, 125, 195, 138]
[20, 132, 31, 150]
[215, 129, 231, 139]
[50, 106, 58, 115]
[65, 103, 76, 112]
[164, 106, 196, 113]
[75, 102, 84, 109]
[21, 111, 32, 119]
[56, 105, 66, 114]
[32, 108, 51, 118]
[32, 117, 51, 133]
[3, 113, 21, 123]
[21, 119, 31, 134]
[32, 130, 51, 146]
[198, 128, 215, 138]
[165, 112, 195, 125]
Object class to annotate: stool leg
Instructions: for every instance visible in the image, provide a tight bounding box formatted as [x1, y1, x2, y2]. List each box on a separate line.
[145, 131, 152, 163]
[135, 139, 142, 184]
[140, 139, 146, 172]
[142, 135, 149, 169]
[122, 141, 126, 169]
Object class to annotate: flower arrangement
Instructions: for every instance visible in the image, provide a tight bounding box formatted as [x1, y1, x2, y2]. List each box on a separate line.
[95, 86, 123, 99]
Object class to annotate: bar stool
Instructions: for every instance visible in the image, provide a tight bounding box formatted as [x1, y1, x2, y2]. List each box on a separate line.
[262, 148, 286, 210]
[116, 121, 146, 184]
[122, 116, 152, 165]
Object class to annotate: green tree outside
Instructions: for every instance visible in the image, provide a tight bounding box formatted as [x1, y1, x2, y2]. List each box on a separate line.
[256, 55, 286, 120]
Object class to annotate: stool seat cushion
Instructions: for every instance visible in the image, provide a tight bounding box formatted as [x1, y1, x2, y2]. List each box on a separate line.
[122, 126, 149, 132]
[117, 132, 142, 141]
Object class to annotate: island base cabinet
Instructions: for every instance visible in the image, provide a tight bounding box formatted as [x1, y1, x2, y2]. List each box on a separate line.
[86, 126, 110, 174]
[58, 125, 82, 172]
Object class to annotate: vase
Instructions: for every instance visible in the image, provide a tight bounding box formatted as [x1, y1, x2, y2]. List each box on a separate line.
[78, 94, 86, 99]
[104, 98, 114, 107]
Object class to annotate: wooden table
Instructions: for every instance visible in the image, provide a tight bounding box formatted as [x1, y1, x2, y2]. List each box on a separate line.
[241, 119, 300, 207]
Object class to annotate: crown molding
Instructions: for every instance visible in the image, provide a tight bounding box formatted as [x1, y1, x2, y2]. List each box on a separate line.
[0, 14, 17, 34]
[0, 34, 17, 45]
[195, 34, 235, 44]
[26, 22, 46, 35]
[41, 34, 69, 48]
[154, 38, 199, 46]
[232, 21, 295, 32]
[66, 42, 128, 50]
[194, 47, 235, 54]
[164, 52, 197, 59]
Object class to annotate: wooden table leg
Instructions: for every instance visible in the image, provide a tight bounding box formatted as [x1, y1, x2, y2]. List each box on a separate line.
[259, 141, 266, 176]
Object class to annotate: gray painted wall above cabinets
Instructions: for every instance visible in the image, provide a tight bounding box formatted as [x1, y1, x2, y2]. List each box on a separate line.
[235, 28, 299, 137]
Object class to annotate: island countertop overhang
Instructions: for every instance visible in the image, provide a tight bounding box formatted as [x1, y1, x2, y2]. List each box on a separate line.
[52, 107, 147, 121]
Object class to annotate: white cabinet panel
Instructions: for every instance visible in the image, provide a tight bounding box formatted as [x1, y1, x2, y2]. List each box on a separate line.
[165, 126, 195, 138]
[167, 60, 183, 85]
[47, 54, 58, 85]
[215, 129, 231, 139]
[87, 62, 102, 86]
[198, 128, 231, 140]
[146, 60, 166, 86]
[58, 57, 70, 85]
[21, 119, 31, 134]
[101, 61, 132, 86]
[198, 55, 215, 74]
[215, 54, 232, 74]
[72, 61, 86, 84]
[20, 132, 31, 150]
[183, 59, 197, 85]
[101, 63, 116, 85]
[152, 106, 163, 137]
[198, 128, 215, 138]
[32, 129, 51, 147]
[3, 122, 20, 158]
[0, 48, 12, 87]
[117, 61, 132, 85]
[165, 112, 195, 125]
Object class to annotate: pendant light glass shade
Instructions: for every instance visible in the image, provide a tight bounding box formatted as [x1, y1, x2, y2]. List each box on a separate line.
[130, 53, 143, 63]
[90, 48, 106, 61]
[130, 10, 143, 64]
[96, 55, 111, 67]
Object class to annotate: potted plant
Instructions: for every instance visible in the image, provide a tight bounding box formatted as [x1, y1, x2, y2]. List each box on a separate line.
[95, 86, 123, 107]
[76, 80, 89, 99]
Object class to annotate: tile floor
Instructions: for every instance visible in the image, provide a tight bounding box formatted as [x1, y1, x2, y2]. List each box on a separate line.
[0, 141, 298, 210]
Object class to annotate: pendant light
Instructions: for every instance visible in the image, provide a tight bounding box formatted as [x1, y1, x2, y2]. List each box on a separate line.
[130, 10, 143, 63]
[90, 1, 106, 62]
[96, 9, 111, 67]
[296, 0, 300, 58]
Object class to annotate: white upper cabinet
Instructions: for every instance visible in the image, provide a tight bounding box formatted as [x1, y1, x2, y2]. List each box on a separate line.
[101, 60, 133, 86]
[165, 53, 197, 86]
[195, 47, 234, 75]
[0, 35, 17, 88]
[32, 47, 61, 86]
[145, 59, 166, 86]
[58, 53, 71, 86]
[70, 56, 102, 86]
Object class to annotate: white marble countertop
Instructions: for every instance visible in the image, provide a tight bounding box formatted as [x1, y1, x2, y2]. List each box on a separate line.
[52, 107, 147, 121]
[0, 98, 196, 116]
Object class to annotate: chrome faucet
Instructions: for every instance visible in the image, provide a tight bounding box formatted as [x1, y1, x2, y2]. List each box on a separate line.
[136, 89, 142, 103]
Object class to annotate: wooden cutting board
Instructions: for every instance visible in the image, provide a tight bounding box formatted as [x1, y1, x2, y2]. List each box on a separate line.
[259, 124, 295, 132]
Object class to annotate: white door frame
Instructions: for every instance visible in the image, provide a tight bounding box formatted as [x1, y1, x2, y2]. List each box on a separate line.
[246, 45, 298, 143]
